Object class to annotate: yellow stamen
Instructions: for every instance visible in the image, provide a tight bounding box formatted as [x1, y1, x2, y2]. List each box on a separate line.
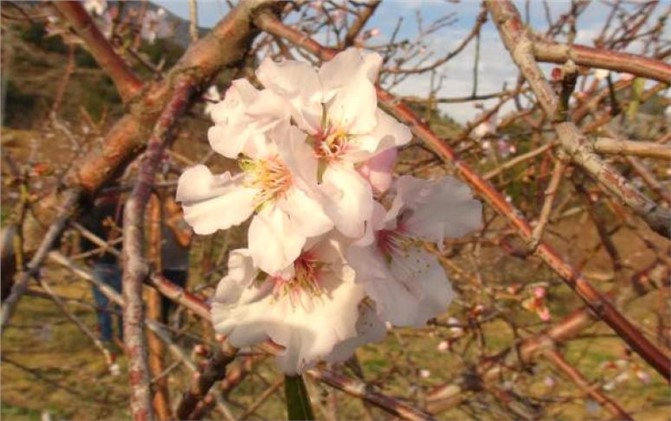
[240, 156, 292, 206]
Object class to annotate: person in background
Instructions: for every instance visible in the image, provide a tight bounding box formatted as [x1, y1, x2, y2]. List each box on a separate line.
[160, 194, 192, 324]
[80, 189, 124, 347]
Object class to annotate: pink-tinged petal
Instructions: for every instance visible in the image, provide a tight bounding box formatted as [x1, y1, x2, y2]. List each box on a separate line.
[320, 164, 373, 239]
[257, 58, 322, 101]
[349, 110, 412, 160]
[326, 300, 386, 364]
[327, 76, 378, 135]
[279, 187, 333, 238]
[242, 132, 280, 160]
[211, 250, 274, 346]
[208, 85, 290, 159]
[346, 245, 421, 326]
[217, 249, 258, 293]
[357, 148, 398, 194]
[176, 165, 256, 235]
[207, 79, 254, 126]
[354, 201, 387, 247]
[308, 232, 355, 269]
[396, 176, 482, 244]
[537, 305, 551, 321]
[276, 124, 319, 186]
[248, 205, 305, 274]
[256, 57, 323, 133]
[207, 125, 247, 159]
[319, 48, 382, 100]
[401, 253, 454, 326]
[207, 80, 265, 159]
[244, 89, 292, 132]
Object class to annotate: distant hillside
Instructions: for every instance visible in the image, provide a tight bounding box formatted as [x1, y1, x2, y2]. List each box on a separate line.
[107, 0, 209, 48]
[0, 1, 204, 128]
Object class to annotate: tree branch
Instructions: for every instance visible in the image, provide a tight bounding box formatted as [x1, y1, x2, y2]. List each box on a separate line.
[53, 1, 143, 101]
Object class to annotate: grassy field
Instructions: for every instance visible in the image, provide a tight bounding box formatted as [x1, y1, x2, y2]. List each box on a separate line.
[2, 228, 669, 421]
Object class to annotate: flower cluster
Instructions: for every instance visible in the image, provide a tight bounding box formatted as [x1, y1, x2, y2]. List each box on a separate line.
[177, 48, 482, 374]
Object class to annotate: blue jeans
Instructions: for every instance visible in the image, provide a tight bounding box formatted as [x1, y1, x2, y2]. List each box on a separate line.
[92, 263, 123, 343]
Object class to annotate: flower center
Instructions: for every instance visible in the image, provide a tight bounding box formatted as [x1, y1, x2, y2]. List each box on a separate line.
[271, 253, 324, 308]
[240, 156, 292, 206]
[376, 226, 413, 260]
[376, 219, 433, 279]
[314, 128, 349, 161]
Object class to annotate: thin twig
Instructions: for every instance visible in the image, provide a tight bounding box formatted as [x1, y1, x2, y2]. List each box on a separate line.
[544, 349, 634, 420]
[307, 369, 436, 421]
[529, 158, 567, 252]
[1, 188, 81, 334]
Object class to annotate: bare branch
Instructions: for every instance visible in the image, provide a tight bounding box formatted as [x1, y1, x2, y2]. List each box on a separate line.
[53, 1, 143, 101]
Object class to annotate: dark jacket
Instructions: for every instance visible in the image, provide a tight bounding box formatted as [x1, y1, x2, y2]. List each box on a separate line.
[80, 195, 124, 264]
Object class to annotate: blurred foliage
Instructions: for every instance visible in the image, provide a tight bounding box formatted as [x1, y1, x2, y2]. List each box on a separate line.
[19, 22, 67, 53]
[2, 79, 42, 127]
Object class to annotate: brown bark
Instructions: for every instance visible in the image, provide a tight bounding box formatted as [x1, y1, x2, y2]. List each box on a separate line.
[146, 195, 171, 421]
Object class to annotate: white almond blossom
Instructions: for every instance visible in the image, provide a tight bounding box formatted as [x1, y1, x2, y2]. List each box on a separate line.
[255, 48, 412, 238]
[347, 175, 482, 326]
[211, 237, 368, 374]
[177, 123, 332, 274]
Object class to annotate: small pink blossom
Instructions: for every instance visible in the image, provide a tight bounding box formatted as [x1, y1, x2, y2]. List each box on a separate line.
[357, 148, 397, 194]
[635, 369, 651, 384]
[522, 287, 551, 321]
[544, 375, 556, 388]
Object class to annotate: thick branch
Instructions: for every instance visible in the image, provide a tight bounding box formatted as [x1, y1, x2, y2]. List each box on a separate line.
[593, 137, 671, 160]
[53, 1, 143, 101]
[122, 79, 195, 421]
[533, 40, 671, 84]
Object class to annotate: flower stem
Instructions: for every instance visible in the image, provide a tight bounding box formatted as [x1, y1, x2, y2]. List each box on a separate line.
[285, 375, 315, 420]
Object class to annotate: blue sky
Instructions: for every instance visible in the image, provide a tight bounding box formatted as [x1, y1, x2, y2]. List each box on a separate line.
[156, 0, 669, 122]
